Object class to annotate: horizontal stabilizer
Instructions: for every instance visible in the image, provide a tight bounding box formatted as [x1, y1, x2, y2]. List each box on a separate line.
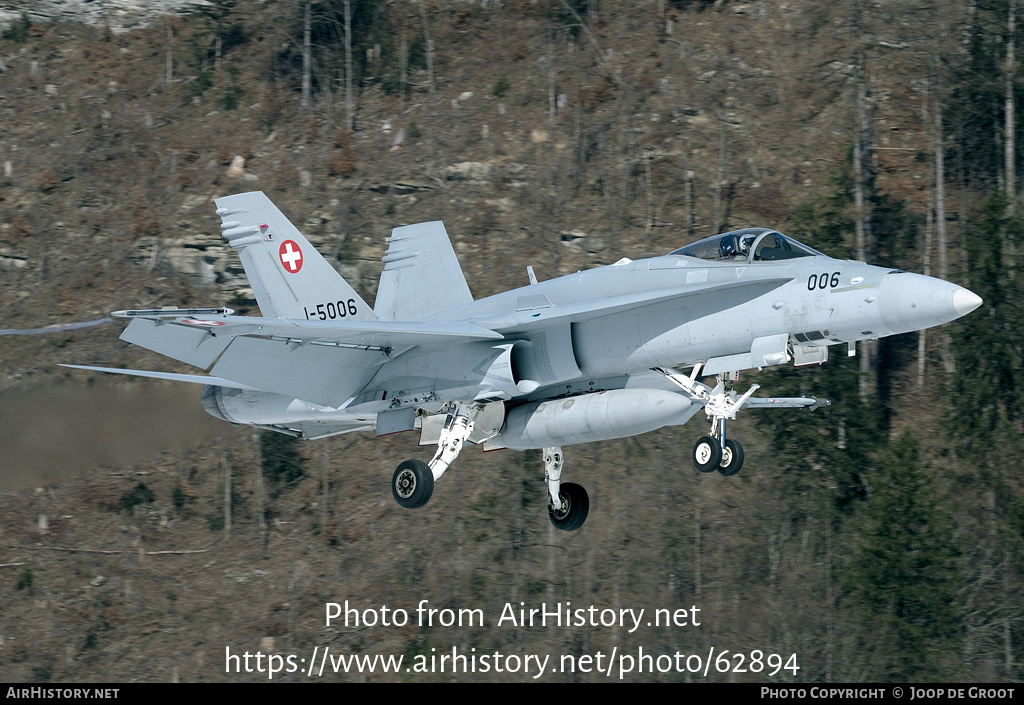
[59, 364, 258, 390]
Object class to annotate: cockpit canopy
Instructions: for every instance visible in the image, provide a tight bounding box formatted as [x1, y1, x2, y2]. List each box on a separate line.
[669, 228, 823, 263]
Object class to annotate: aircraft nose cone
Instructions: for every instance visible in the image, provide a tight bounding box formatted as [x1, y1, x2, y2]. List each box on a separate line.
[952, 288, 983, 316]
[878, 272, 982, 334]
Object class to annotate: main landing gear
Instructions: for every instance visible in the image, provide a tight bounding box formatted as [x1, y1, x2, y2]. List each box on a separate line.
[658, 365, 757, 477]
[390, 404, 590, 531]
[543, 446, 589, 531]
[392, 459, 433, 508]
[391, 402, 474, 509]
[391, 401, 593, 528]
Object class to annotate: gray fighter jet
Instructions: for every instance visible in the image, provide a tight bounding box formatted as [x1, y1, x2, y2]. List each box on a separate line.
[64, 192, 982, 531]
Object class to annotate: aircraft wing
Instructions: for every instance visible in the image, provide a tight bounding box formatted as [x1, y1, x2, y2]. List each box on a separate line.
[114, 309, 502, 407]
[118, 310, 501, 360]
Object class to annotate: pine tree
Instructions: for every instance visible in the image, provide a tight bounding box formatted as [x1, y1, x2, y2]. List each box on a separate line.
[841, 432, 964, 681]
[260, 430, 305, 490]
[949, 191, 1023, 457]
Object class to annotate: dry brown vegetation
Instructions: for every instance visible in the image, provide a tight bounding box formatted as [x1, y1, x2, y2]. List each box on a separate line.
[0, 0, 1014, 684]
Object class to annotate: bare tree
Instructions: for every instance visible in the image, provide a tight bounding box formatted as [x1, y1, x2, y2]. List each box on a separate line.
[852, 0, 876, 401]
[712, 119, 726, 235]
[400, 33, 408, 109]
[165, 20, 174, 85]
[419, 0, 435, 98]
[344, 0, 353, 130]
[222, 453, 231, 538]
[302, 1, 312, 113]
[919, 77, 934, 387]
[933, 51, 953, 372]
[1007, 0, 1017, 214]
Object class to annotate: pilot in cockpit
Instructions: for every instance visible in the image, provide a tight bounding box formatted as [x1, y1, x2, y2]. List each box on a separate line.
[717, 233, 757, 261]
[718, 237, 740, 260]
[739, 233, 757, 254]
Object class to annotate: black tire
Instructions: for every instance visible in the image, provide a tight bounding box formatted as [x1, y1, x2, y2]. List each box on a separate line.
[717, 439, 744, 476]
[548, 482, 589, 531]
[392, 459, 434, 509]
[693, 436, 722, 473]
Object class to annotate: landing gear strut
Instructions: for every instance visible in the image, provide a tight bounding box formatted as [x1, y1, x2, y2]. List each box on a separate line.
[390, 409, 591, 530]
[544, 446, 589, 531]
[658, 366, 752, 477]
[391, 402, 476, 509]
[718, 439, 744, 477]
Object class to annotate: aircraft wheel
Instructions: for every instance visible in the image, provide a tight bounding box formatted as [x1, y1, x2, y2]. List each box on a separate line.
[717, 439, 745, 476]
[548, 482, 589, 531]
[392, 459, 434, 509]
[693, 436, 722, 473]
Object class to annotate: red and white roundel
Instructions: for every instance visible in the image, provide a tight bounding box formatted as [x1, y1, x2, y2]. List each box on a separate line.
[278, 240, 303, 273]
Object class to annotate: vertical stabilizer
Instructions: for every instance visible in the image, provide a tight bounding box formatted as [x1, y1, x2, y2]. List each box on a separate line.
[374, 221, 474, 321]
[214, 192, 377, 321]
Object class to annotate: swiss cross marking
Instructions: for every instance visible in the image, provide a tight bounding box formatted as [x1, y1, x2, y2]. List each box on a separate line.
[279, 240, 303, 273]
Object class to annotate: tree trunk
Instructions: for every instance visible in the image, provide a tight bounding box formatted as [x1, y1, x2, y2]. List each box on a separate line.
[165, 21, 173, 85]
[934, 52, 953, 373]
[254, 431, 267, 559]
[420, 1, 436, 98]
[400, 34, 408, 109]
[322, 446, 330, 546]
[344, 0, 353, 130]
[853, 0, 875, 402]
[919, 81, 934, 387]
[302, 2, 312, 113]
[222, 453, 231, 538]
[1007, 0, 1017, 214]
[919, 185, 933, 387]
[712, 120, 726, 235]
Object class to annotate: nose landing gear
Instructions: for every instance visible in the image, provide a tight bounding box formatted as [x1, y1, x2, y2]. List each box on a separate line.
[658, 365, 754, 477]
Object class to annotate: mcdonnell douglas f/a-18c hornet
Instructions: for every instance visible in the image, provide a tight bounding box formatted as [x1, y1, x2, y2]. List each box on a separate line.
[65, 192, 982, 531]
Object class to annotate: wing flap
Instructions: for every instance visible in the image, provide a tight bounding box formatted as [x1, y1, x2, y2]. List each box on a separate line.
[115, 311, 502, 371]
[228, 317, 503, 347]
[210, 336, 385, 407]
